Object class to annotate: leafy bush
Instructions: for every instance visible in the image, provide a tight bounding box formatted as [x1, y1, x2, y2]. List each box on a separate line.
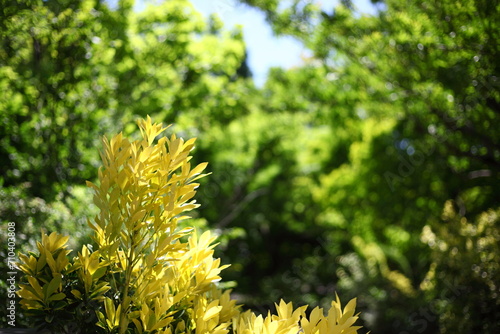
[420, 201, 500, 333]
[17, 118, 363, 334]
[0, 183, 94, 327]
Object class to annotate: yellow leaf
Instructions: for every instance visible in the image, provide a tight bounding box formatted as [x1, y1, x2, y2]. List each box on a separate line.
[88, 256, 100, 276]
[203, 303, 222, 321]
[189, 162, 208, 179]
[71, 289, 82, 299]
[45, 251, 57, 273]
[151, 317, 173, 331]
[17, 285, 42, 301]
[104, 297, 116, 325]
[27, 277, 44, 300]
[129, 209, 146, 226]
[131, 318, 143, 333]
[341, 298, 357, 321]
[47, 232, 70, 252]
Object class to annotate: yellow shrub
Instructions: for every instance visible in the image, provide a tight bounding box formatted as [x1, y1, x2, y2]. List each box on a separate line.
[18, 117, 363, 333]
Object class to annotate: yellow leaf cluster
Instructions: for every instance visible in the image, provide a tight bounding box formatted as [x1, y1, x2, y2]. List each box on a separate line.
[87, 116, 207, 265]
[17, 232, 71, 310]
[233, 296, 361, 334]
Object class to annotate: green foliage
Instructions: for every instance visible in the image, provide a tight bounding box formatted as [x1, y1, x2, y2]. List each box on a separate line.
[3, 0, 499, 333]
[0, 0, 117, 200]
[231, 0, 500, 332]
[421, 201, 500, 332]
[0, 0, 249, 200]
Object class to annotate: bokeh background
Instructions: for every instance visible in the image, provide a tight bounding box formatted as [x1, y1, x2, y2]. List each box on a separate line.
[1, 0, 499, 332]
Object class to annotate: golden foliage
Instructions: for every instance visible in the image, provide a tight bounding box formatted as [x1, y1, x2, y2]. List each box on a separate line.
[17, 117, 363, 334]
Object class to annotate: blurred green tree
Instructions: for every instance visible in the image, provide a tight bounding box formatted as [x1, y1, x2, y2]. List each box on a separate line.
[227, 0, 500, 332]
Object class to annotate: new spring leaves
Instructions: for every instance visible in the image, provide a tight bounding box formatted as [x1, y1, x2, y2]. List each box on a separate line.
[86, 117, 209, 262]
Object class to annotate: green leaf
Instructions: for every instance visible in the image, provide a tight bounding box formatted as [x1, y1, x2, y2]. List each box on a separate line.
[43, 276, 62, 301]
[47, 292, 66, 302]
